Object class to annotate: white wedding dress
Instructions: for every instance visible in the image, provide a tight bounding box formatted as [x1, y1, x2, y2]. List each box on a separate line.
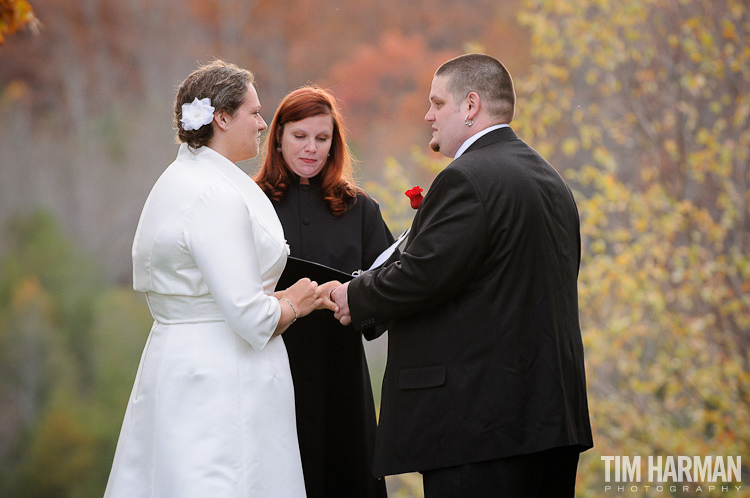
[104, 144, 306, 498]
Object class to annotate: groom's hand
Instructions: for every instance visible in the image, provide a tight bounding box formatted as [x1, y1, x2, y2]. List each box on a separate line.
[332, 281, 352, 326]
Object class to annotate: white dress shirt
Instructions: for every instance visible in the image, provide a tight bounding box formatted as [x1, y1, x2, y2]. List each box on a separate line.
[454, 124, 509, 159]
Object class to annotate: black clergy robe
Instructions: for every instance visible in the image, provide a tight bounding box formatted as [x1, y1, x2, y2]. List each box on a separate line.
[270, 175, 393, 498]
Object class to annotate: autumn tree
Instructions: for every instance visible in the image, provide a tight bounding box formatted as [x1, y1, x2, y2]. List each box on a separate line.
[0, 212, 153, 496]
[0, 0, 37, 43]
[324, 31, 457, 167]
[510, 0, 750, 495]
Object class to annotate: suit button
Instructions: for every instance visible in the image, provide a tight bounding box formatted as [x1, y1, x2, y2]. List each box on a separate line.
[302, 218, 311, 225]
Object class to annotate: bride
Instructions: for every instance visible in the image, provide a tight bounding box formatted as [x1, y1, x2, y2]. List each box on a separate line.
[103, 59, 337, 498]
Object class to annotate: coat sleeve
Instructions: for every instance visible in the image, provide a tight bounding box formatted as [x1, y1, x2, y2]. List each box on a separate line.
[348, 165, 488, 330]
[184, 184, 281, 351]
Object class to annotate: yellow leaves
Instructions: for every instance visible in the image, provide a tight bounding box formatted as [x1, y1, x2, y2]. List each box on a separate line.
[585, 68, 598, 86]
[682, 72, 708, 95]
[727, 44, 749, 74]
[683, 16, 701, 31]
[699, 30, 716, 52]
[732, 96, 750, 128]
[534, 142, 554, 161]
[561, 137, 579, 157]
[542, 62, 570, 83]
[632, 216, 649, 234]
[663, 138, 679, 161]
[0, 79, 31, 106]
[592, 0, 611, 11]
[590, 238, 607, 254]
[728, 0, 746, 19]
[721, 19, 737, 41]
[576, 165, 746, 332]
[570, 164, 601, 188]
[10, 276, 53, 319]
[11, 276, 42, 309]
[709, 100, 723, 114]
[0, 0, 37, 44]
[18, 408, 98, 496]
[572, 107, 585, 124]
[579, 123, 601, 150]
[518, 1, 750, 492]
[541, 0, 576, 17]
[592, 145, 617, 171]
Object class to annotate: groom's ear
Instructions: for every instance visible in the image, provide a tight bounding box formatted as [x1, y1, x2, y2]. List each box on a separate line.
[466, 91, 480, 119]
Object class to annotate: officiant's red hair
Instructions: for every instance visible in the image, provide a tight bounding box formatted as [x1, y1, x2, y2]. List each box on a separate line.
[255, 85, 362, 217]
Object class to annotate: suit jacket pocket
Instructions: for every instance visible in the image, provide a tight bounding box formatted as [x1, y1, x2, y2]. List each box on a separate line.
[398, 365, 446, 390]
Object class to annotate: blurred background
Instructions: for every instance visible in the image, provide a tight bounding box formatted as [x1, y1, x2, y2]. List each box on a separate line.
[0, 0, 748, 497]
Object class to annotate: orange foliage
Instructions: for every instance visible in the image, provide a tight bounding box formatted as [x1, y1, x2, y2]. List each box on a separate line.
[0, 0, 37, 43]
[325, 31, 456, 154]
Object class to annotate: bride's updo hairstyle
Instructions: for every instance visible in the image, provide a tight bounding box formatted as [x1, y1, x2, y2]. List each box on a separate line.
[174, 59, 255, 149]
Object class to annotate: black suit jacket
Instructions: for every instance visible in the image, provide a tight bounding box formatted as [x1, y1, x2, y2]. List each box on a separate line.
[348, 127, 593, 477]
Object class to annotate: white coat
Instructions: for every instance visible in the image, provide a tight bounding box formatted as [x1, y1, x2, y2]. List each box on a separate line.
[104, 143, 306, 498]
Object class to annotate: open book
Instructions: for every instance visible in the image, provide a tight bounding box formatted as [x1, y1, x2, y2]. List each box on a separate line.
[278, 228, 411, 288]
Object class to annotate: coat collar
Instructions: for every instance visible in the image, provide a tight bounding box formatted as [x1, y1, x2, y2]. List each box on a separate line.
[463, 126, 517, 156]
[178, 143, 251, 185]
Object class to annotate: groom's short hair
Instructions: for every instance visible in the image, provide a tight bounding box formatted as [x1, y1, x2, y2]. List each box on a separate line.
[436, 53, 515, 124]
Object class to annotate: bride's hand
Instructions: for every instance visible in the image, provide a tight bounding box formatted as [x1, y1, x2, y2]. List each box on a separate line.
[316, 280, 341, 312]
[281, 278, 320, 318]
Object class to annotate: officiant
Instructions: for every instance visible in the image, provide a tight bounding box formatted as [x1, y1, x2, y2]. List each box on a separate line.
[254, 85, 392, 498]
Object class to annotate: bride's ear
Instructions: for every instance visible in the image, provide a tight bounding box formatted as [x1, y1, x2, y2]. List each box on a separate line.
[214, 111, 230, 131]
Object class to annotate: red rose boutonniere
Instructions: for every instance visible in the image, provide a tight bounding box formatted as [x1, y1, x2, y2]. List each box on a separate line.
[405, 186, 424, 209]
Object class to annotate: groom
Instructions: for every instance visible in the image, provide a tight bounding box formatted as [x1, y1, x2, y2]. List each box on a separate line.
[332, 53, 593, 497]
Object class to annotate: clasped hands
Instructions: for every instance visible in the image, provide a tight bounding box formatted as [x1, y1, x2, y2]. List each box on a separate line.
[317, 280, 353, 326]
[280, 279, 352, 326]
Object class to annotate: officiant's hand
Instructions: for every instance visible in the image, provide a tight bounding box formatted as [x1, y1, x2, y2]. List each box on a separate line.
[332, 281, 351, 326]
[316, 280, 341, 312]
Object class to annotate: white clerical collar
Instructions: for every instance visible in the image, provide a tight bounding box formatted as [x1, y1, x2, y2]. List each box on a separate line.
[454, 124, 509, 159]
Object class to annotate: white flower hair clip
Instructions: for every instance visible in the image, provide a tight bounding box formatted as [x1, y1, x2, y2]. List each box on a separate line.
[180, 97, 215, 131]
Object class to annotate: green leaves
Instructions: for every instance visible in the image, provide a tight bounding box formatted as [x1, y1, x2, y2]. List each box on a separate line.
[0, 212, 150, 497]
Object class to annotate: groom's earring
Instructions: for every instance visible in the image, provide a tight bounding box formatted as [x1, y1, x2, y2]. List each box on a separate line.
[464, 115, 474, 127]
